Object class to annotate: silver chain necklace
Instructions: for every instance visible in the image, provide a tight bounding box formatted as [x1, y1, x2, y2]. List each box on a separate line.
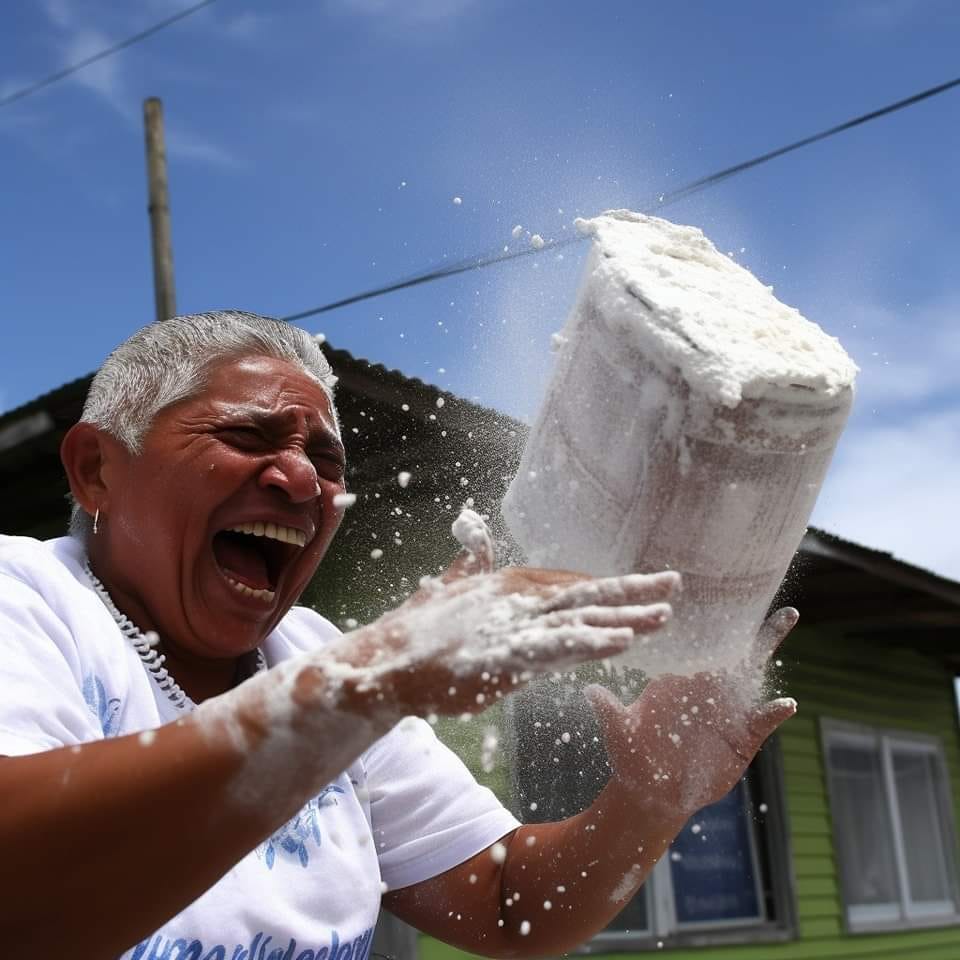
[84, 560, 266, 711]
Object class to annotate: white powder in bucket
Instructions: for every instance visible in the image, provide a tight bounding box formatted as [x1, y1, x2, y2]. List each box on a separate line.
[502, 210, 857, 678]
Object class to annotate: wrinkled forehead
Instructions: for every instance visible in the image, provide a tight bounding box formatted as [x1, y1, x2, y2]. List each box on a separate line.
[198, 354, 340, 434]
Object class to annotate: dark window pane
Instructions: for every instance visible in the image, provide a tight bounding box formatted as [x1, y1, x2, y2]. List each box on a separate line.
[607, 885, 650, 933]
[670, 781, 762, 924]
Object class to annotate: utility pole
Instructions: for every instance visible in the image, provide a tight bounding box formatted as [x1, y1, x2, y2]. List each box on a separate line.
[143, 97, 177, 321]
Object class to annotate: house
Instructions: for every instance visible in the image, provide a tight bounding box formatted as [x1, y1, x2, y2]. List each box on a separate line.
[2, 343, 959, 960]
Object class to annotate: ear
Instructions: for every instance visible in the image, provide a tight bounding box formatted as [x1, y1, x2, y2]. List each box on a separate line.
[60, 422, 126, 517]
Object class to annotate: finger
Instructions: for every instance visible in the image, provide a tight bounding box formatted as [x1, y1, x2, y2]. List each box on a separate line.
[451, 508, 496, 574]
[538, 571, 681, 612]
[746, 696, 798, 741]
[754, 607, 799, 661]
[539, 602, 672, 634]
[440, 549, 483, 584]
[502, 624, 634, 669]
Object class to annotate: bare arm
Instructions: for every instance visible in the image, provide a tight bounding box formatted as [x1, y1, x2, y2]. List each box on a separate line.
[385, 609, 799, 958]
[0, 562, 674, 958]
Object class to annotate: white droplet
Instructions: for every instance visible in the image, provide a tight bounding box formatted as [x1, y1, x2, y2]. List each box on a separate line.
[469, 873, 477, 884]
[436, 397, 445, 408]
[452, 196, 462, 205]
[530, 234, 545, 249]
[758, 803, 769, 814]
[543, 900, 552, 910]
[138, 730, 156, 746]
[511, 224, 523, 238]
[333, 492, 357, 508]
[691, 823, 701, 835]
[490, 842, 507, 863]
[401, 403, 410, 412]
[344, 617, 358, 629]
[397, 471, 411, 488]
[370, 548, 384, 560]
[519, 921, 531, 936]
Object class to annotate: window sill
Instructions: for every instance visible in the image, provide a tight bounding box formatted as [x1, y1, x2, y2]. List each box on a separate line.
[847, 913, 960, 935]
[578, 923, 795, 953]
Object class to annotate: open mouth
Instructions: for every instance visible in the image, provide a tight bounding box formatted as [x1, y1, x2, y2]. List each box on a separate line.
[211, 522, 308, 602]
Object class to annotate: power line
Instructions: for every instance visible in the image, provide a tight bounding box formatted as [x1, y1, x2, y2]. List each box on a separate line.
[281, 73, 960, 326]
[0, 0, 222, 110]
[647, 74, 960, 209]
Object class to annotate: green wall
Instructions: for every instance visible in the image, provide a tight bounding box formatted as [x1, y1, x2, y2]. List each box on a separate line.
[420, 626, 960, 959]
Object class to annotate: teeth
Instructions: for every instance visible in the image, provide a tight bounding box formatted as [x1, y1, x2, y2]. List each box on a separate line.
[224, 575, 276, 602]
[227, 522, 307, 547]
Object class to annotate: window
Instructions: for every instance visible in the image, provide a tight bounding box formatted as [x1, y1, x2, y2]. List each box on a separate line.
[510, 681, 796, 949]
[822, 720, 960, 931]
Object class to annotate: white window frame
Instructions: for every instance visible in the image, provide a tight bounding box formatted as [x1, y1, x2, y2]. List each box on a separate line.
[822, 719, 960, 933]
[588, 774, 788, 950]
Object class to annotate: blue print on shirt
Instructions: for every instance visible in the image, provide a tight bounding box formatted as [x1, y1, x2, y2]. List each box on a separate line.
[82, 673, 122, 737]
[259, 784, 346, 869]
[131, 924, 375, 960]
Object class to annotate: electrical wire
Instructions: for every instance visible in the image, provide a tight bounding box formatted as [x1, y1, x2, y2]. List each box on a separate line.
[0, 0, 222, 109]
[280, 73, 960, 325]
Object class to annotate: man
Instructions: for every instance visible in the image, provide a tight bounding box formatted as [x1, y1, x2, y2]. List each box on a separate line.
[0, 311, 795, 958]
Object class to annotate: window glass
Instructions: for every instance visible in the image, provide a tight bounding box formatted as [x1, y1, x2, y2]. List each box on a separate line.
[892, 748, 952, 906]
[828, 741, 899, 908]
[606, 884, 650, 934]
[670, 781, 763, 925]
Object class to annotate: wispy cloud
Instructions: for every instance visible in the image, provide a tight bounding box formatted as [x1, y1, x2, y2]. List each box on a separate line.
[834, 0, 960, 31]
[40, 0, 75, 30]
[9, 0, 238, 169]
[331, 0, 482, 24]
[164, 127, 241, 168]
[60, 26, 128, 114]
[223, 11, 270, 40]
[813, 405, 960, 580]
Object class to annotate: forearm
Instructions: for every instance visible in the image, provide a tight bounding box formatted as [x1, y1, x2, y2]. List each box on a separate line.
[0, 655, 388, 958]
[387, 780, 686, 960]
[496, 782, 685, 956]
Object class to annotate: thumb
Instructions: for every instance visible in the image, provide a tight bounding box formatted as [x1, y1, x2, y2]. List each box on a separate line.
[442, 508, 495, 582]
[747, 696, 798, 742]
[584, 684, 628, 734]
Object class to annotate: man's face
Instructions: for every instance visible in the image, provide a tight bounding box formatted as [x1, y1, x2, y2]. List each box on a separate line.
[96, 354, 346, 660]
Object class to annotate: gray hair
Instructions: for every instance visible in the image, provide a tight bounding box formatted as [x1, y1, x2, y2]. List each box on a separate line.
[70, 309, 338, 538]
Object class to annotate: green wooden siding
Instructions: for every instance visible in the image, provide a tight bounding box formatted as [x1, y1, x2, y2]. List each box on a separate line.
[420, 625, 960, 960]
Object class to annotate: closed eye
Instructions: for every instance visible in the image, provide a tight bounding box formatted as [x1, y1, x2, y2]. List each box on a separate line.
[219, 427, 269, 450]
[311, 449, 346, 480]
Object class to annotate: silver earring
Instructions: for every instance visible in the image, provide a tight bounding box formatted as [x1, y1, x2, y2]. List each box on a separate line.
[93, 508, 100, 536]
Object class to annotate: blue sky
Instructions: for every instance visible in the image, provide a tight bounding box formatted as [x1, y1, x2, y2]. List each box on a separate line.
[1, 0, 959, 579]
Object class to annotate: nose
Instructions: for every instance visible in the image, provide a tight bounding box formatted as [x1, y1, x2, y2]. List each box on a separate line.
[258, 448, 320, 503]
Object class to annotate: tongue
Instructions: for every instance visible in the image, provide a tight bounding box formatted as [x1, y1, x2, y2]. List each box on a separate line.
[213, 535, 272, 591]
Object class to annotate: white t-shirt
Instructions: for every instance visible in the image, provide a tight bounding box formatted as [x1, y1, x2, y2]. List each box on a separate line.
[0, 535, 519, 960]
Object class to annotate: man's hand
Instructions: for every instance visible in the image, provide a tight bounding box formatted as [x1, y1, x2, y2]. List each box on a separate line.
[340, 561, 681, 719]
[584, 606, 799, 820]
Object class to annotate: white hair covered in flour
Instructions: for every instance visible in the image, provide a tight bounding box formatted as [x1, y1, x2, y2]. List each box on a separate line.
[69, 310, 338, 538]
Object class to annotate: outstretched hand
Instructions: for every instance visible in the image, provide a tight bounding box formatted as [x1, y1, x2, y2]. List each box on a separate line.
[584, 607, 799, 821]
[331, 509, 680, 719]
